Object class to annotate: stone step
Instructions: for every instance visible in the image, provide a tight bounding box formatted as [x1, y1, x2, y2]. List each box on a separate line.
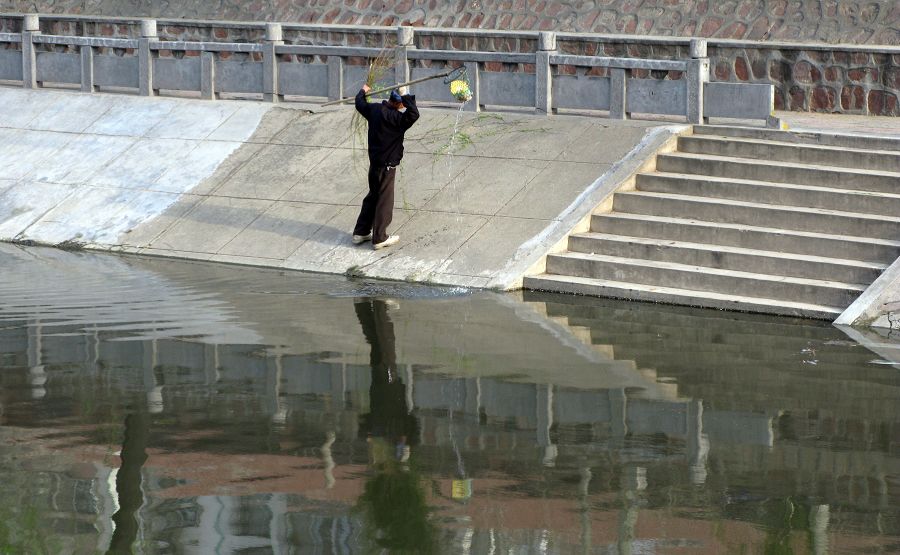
[635, 172, 900, 217]
[531, 293, 839, 338]
[567, 233, 886, 284]
[601, 347, 865, 373]
[534, 296, 841, 339]
[656, 152, 900, 193]
[612, 191, 900, 240]
[541, 303, 823, 336]
[545, 252, 864, 308]
[524, 273, 844, 320]
[590, 348, 882, 378]
[594, 353, 893, 385]
[677, 135, 900, 172]
[560, 316, 868, 352]
[578, 328, 868, 359]
[563, 321, 865, 355]
[590, 213, 900, 263]
[692, 125, 900, 152]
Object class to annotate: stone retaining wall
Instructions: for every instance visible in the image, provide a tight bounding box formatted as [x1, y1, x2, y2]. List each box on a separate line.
[2, 10, 898, 115]
[557, 38, 900, 115]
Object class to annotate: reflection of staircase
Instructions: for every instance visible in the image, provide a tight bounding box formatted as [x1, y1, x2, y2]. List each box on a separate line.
[525, 291, 900, 441]
[527, 299, 680, 400]
[525, 292, 900, 416]
[526, 126, 900, 319]
[525, 292, 900, 506]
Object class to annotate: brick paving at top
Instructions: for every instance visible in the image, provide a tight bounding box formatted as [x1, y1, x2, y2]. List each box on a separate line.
[1, 0, 898, 45]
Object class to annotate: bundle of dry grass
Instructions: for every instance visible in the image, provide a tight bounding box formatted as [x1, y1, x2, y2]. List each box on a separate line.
[350, 48, 397, 177]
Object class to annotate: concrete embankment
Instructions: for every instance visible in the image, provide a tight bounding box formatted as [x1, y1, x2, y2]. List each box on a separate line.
[0, 86, 675, 288]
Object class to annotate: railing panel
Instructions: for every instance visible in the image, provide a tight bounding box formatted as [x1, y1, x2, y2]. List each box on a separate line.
[215, 60, 262, 94]
[705, 82, 773, 120]
[0, 48, 22, 80]
[93, 54, 139, 88]
[277, 44, 380, 58]
[552, 75, 611, 111]
[409, 49, 532, 64]
[278, 62, 327, 97]
[551, 54, 687, 71]
[152, 40, 261, 53]
[153, 57, 200, 91]
[627, 79, 685, 116]
[341, 66, 397, 98]
[409, 67, 459, 104]
[35, 34, 138, 49]
[36, 51, 80, 84]
[479, 71, 534, 108]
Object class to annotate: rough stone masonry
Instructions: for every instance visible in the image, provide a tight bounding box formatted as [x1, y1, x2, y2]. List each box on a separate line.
[1, 1, 897, 44]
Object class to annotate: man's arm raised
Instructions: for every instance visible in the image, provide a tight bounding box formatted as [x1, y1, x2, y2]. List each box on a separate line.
[399, 93, 419, 130]
[354, 84, 371, 118]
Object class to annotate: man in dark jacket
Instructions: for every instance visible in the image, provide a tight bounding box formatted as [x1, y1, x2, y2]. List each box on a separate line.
[352, 85, 420, 250]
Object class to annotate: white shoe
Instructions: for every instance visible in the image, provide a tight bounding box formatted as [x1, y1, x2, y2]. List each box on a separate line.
[352, 233, 372, 245]
[373, 235, 399, 250]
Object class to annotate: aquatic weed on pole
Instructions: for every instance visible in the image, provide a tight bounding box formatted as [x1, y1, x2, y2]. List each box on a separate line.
[444, 66, 473, 102]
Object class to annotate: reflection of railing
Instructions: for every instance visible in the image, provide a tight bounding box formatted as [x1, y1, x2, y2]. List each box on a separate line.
[0, 14, 776, 125]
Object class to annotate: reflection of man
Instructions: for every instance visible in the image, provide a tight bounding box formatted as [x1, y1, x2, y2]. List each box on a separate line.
[354, 298, 417, 450]
[354, 298, 434, 553]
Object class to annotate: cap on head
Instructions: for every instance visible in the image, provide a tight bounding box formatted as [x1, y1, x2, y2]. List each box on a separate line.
[389, 90, 403, 103]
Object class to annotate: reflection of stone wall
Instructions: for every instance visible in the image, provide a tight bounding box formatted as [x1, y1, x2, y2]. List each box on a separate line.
[1, 1, 898, 44]
[1, 7, 898, 115]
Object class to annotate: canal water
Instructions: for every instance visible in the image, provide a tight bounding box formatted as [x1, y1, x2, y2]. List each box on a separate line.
[0, 243, 897, 554]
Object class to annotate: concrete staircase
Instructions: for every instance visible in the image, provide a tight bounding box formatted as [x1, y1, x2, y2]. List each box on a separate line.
[525, 126, 900, 320]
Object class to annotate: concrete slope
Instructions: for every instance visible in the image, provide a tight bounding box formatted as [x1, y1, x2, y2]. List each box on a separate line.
[526, 125, 900, 319]
[0, 87, 676, 289]
[0, 87, 268, 244]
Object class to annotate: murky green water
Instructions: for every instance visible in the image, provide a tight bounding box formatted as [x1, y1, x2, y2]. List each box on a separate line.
[0, 243, 898, 554]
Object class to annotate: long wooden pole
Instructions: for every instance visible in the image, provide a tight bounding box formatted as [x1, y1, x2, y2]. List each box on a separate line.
[320, 68, 455, 107]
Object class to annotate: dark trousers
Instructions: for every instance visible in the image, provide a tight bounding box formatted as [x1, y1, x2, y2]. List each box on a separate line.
[353, 164, 396, 244]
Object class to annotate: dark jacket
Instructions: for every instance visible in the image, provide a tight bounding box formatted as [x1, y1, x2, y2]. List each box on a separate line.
[355, 89, 419, 167]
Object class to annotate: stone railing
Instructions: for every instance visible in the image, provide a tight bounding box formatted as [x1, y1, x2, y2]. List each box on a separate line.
[0, 13, 777, 125]
[1, 12, 897, 115]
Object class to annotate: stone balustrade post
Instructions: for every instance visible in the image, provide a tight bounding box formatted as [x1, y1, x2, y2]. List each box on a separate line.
[609, 68, 627, 119]
[535, 31, 555, 114]
[200, 51, 216, 100]
[686, 38, 709, 124]
[21, 14, 40, 89]
[396, 25, 414, 90]
[139, 19, 157, 96]
[464, 61, 480, 112]
[263, 22, 283, 103]
[80, 45, 97, 92]
[327, 55, 343, 101]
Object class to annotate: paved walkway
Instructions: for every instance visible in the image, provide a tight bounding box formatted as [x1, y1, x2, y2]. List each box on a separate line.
[778, 111, 900, 139]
